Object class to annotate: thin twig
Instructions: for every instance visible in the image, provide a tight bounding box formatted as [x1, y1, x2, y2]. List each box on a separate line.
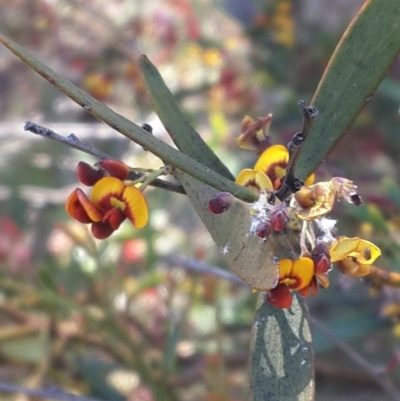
[24, 121, 113, 159]
[0, 382, 105, 401]
[276, 101, 318, 201]
[310, 317, 400, 401]
[164, 255, 248, 287]
[24, 121, 185, 195]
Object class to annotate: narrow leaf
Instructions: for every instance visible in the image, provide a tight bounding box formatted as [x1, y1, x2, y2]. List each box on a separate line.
[139, 55, 234, 180]
[250, 293, 314, 401]
[0, 35, 256, 202]
[295, 0, 400, 180]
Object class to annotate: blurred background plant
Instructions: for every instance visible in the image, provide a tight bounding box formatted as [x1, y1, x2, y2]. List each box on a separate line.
[1, 0, 400, 400]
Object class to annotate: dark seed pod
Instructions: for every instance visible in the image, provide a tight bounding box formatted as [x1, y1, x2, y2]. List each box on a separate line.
[76, 161, 105, 186]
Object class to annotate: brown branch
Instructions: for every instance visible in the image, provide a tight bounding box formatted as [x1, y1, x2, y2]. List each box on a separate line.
[276, 101, 318, 201]
[368, 266, 400, 288]
[24, 121, 186, 195]
[164, 255, 248, 287]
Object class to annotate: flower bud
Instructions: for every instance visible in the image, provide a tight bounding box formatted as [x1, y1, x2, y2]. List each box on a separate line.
[311, 243, 331, 275]
[98, 159, 129, 180]
[208, 192, 234, 215]
[270, 203, 289, 231]
[255, 222, 272, 239]
[76, 162, 105, 186]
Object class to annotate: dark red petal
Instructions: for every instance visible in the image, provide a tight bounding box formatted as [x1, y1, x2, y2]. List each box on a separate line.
[99, 160, 129, 180]
[103, 209, 126, 230]
[311, 243, 331, 274]
[266, 285, 292, 309]
[299, 278, 318, 297]
[91, 221, 114, 239]
[66, 188, 103, 223]
[76, 162, 105, 186]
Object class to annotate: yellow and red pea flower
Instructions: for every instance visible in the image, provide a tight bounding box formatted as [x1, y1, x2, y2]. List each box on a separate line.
[66, 160, 148, 239]
[329, 236, 381, 277]
[299, 243, 331, 297]
[236, 144, 314, 194]
[267, 257, 315, 308]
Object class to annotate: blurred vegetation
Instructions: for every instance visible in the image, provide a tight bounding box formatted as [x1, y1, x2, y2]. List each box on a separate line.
[1, 0, 400, 400]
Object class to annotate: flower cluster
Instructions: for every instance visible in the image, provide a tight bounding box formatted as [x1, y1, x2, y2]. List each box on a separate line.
[65, 160, 148, 239]
[211, 113, 382, 308]
[235, 116, 314, 194]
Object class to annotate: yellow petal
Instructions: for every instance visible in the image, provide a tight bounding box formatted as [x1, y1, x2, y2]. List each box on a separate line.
[315, 273, 330, 289]
[330, 237, 381, 264]
[254, 145, 289, 189]
[278, 259, 293, 280]
[235, 169, 273, 193]
[122, 185, 149, 229]
[66, 188, 103, 223]
[90, 177, 125, 210]
[289, 257, 315, 290]
[304, 173, 315, 186]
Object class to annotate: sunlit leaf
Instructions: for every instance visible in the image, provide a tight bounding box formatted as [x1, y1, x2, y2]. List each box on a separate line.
[295, 0, 400, 180]
[250, 293, 314, 401]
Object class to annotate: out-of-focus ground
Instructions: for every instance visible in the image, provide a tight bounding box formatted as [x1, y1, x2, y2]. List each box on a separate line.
[1, 1, 400, 400]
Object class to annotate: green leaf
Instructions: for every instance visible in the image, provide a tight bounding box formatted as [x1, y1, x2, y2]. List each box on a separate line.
[250, 293, 314, 401]
[0, 35, 256, 202]
[139, 55, 234, 180]
[295, 0, 400, 180]
[177, 171, 281, 290]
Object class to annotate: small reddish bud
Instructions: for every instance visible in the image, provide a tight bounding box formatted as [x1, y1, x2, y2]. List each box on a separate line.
[266, 285, 292, 309]
[98, 160, 129, 180]
[255, 222, 272, 239]
[311, 243, 331, 275]
[270, 203, 289, 231]
[76, 162, 105, 186]
[208, 192, 234, 215]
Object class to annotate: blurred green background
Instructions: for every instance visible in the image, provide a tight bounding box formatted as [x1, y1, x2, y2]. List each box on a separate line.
[1, 0, 400, 400]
